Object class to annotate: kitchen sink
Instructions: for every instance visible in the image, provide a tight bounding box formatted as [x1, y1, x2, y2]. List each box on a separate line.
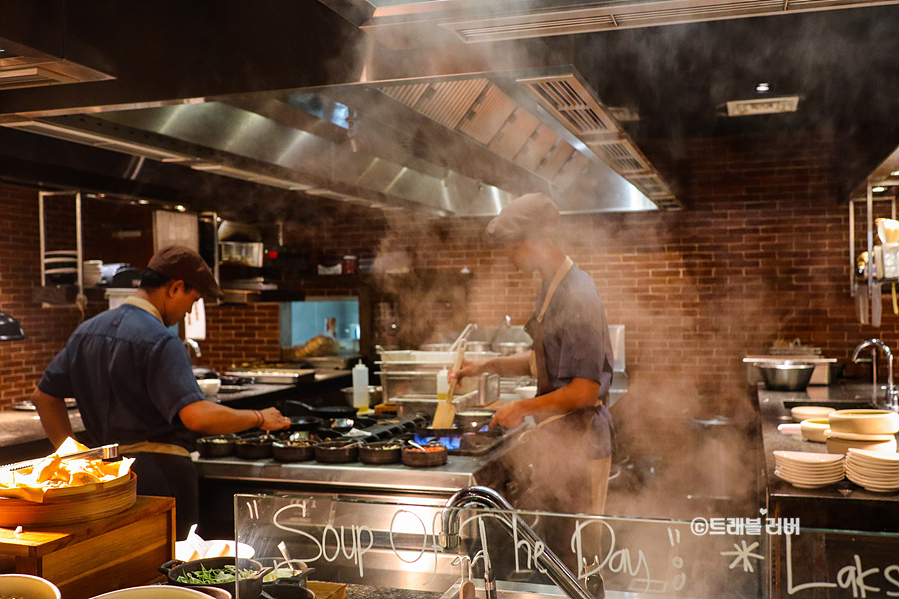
[439, 580, 566, 599]
[782, 400, 877, 410]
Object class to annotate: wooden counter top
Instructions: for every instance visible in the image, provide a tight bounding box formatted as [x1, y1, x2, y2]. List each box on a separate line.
[0, 495, 175, 599]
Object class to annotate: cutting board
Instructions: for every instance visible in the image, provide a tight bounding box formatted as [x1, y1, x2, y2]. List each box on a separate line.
[307, 581, 346, 599]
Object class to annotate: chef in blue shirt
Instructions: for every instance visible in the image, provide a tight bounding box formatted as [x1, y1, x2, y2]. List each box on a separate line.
[32, 245, 290, 539]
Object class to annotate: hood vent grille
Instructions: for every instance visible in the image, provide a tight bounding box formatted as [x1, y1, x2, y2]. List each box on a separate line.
[519, 74, 679, 208]
[0, 67, 78, 90]
[379, 72, 678, 208]
[440, 0, 896, 42]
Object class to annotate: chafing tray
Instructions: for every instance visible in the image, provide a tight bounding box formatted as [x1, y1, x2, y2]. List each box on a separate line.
[225, 368, 316, 385]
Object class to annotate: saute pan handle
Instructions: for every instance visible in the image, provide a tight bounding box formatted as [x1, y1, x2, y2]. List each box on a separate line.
[159, 558, 184, 575]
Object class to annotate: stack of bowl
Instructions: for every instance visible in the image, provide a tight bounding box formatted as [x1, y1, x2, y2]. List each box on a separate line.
[800, 418, 830, 443]
[773, 450, 845, 488]
[825, 409, 899, 455]
[845, 448, 899, 492]
[83, 259, 103, 287]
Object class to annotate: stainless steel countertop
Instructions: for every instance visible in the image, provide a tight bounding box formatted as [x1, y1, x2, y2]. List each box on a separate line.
[195, 454, 481, 494]
[758, 382, 899, 506]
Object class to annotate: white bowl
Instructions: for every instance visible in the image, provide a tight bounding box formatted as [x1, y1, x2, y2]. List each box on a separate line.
[0, 575, 61, 599]
[197, 378, 222, 398]
[515, 386, 537, 399]
[791, 406, 835, 423]
[829, 409, 899, 435]
[800, 418, 830, 443]
[90, 587, 212, 599]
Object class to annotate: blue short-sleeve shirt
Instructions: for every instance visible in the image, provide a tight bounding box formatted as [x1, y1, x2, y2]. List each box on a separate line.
[38, 304, 205, 450]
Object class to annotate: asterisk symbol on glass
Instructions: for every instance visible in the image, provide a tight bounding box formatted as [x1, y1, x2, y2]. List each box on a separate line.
[720, 540, 764, 572]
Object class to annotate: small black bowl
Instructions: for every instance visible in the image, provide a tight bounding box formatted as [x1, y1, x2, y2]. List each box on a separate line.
[272, 440, 314, 462]
[197, 435, 238, 459]
[314, 439, 360, 464]
[359, 441, 403, 465]
[235, 435, 273, 460]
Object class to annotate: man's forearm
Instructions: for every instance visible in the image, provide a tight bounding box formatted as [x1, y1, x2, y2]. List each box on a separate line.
[32, 387, 74, 448]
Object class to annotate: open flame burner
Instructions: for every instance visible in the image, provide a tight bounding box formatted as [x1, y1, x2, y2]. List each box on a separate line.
[411, 426, 509, 457]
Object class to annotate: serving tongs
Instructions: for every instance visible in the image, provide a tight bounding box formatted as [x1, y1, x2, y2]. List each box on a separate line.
[2, 443, 119, 472]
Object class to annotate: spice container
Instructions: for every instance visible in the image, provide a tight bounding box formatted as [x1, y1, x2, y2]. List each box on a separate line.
[342, 255, 358, 274]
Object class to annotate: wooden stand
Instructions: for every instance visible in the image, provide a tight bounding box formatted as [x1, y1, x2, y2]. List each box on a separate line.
[0, 495, 175, 599]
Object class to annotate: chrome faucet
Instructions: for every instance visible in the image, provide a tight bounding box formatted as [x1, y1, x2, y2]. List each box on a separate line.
[852, 339, 896, 409]
[439, 486, 602, 599]
[184, 338, 202, 360]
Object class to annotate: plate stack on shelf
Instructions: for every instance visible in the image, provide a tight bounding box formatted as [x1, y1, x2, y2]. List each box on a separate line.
[773, 450, 845, 488]
[845, 448, 899, 492]
[83, 259, 103, 287]
[44, 250, 78, 285]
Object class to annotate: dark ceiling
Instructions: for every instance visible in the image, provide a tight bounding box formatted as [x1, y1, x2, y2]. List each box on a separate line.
[0, 0, 895, 208]
[570, 5, 899, 196]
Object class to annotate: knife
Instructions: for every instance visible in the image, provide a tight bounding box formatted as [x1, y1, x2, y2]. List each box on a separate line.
[2, 443, 119, 472]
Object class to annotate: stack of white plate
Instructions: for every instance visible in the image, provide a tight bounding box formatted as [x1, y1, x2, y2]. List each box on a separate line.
[773, 450, 844, 488]
[845, 448, 899, 492]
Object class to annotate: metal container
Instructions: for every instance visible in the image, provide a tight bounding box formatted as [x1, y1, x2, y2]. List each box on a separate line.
[755, 363, 815, 391]
[220, 241, 263, 267]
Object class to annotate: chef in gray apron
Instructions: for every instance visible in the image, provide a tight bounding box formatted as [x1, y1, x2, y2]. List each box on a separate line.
[455, 192, 615, 519]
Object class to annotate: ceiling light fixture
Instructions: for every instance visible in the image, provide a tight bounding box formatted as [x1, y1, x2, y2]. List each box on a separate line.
[891, 170, 899, 177]
[873, 186, 887, 193]
[756, 83, 770, 93]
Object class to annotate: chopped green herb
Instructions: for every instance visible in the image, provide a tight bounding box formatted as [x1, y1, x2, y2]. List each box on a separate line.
[176, 564, 255, 585]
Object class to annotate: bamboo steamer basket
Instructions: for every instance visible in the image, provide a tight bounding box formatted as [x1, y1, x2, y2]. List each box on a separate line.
[0, 471, 137, 527]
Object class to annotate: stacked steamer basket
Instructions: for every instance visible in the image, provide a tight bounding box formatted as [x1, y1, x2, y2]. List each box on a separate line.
[825, 409, 899, 455]
[845, 448, 899, 492]
[773, 450, 845, 488]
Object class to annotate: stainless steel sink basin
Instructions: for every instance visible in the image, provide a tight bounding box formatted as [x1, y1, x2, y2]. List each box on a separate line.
[782, 400, 875, 410]
[439, 580, 565, 599]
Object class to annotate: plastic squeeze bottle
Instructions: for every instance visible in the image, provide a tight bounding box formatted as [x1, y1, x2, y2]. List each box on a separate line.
[352, 360, 369, 409]
[437, 368, 449, 401]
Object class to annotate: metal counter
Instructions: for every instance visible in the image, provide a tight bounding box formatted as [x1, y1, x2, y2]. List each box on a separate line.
[194, 454, 481, 494]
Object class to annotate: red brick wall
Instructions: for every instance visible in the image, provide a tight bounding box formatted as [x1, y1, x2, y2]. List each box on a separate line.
[0, 128, 887, 452]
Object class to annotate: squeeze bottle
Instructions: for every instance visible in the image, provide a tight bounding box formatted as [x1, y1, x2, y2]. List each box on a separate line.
[437, 368, 449, 401]
[352, 360, 369, 408]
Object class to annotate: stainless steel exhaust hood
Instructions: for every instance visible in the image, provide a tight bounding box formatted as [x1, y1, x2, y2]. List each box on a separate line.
[0, 66, 670, 215]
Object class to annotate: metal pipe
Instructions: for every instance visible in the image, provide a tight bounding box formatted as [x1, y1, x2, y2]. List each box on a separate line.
[439, 486, 601, 599]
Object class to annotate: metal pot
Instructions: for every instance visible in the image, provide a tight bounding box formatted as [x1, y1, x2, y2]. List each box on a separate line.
[493, 341, 531, 356]
[159, 557, 266, 599]
[340, 386, 382, 407]
[755, 363, 815, 391]
[464, 340, 493, 353]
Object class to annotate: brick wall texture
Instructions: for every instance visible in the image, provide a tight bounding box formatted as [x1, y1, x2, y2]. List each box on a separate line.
[0, 129, 888, 453]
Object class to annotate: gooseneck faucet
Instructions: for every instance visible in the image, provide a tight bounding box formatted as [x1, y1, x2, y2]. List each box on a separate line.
[184, 338, 202, 360]
[438, 486, 603, 599]
[852, 339, 896, 409]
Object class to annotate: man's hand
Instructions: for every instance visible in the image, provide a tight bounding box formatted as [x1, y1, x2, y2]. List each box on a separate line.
[490, 400, 531, 428]
[258, 407, 290, 431]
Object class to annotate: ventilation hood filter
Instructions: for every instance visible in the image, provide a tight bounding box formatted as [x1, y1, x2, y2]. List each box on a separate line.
[0, 66, 78, 90]
[726, 96, 800, 117]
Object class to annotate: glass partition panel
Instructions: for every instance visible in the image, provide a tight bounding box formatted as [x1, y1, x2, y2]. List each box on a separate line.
[234, 493, 777, 599]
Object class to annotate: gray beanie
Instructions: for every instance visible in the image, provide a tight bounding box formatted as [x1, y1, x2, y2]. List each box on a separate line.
[486, 193, 561, 243]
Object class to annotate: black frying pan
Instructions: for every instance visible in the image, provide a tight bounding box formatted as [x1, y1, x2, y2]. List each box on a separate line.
[285, 401, 357, 420]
